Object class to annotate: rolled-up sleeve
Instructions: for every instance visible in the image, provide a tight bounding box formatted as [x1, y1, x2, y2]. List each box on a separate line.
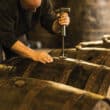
[0, 8, 18, 48]
[40, 0, 57, 33]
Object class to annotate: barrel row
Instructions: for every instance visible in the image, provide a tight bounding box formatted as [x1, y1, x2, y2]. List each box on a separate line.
[0, 77, 108, 110]
[1, 57, 109, 97]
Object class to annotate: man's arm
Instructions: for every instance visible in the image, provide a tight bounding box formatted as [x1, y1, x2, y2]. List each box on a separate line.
[0, 2, 53, 64]
[11, 40, 53, 64]
[40, 0, 57, 33]
[40, 0, 70, 33]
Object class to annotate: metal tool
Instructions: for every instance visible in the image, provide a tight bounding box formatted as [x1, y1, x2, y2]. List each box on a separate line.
[56, 8, 70, 58]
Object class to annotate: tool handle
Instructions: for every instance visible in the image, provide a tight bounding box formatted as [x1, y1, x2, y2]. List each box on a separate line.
[61, 25, 66, 37]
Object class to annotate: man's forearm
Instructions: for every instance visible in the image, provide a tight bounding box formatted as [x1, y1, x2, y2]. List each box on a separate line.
[11, 40, 53, 63]
[11, 40, 34, 59]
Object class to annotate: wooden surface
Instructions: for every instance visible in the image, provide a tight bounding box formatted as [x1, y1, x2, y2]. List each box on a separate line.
[0, 77, 105, 110]
[2, 56, 110, 97]
[50, 48, 110, 66]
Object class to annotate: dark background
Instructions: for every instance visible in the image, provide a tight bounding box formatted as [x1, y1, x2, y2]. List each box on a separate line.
[28, 0, 110, 48]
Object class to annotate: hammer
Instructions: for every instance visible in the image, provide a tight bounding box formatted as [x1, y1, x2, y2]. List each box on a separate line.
[56, 8, 70, 58]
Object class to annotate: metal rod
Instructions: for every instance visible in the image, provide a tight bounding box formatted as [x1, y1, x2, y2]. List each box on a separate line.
[61, 25, 66, 37]
[61, 25, 66, 58]
[62, 36, 65, 57]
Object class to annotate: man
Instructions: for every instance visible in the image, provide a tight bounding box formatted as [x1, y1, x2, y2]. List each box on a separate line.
[0, 0, 70, 64]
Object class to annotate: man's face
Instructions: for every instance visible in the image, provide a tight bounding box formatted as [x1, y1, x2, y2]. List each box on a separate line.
[22, 0, 42, 11]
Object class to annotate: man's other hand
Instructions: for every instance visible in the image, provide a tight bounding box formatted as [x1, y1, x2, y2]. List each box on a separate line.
[58, 12, 70, 26]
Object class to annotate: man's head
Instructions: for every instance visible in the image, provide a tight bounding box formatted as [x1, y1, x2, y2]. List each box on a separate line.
[21, 0, 42, 12]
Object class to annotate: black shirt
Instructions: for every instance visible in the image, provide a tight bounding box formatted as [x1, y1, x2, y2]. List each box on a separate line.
[0, 0, 56, 61]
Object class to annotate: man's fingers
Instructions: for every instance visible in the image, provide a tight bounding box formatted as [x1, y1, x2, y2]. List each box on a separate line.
[59, 19, 70, 26]
[58, 13, 70, 26]
[61, 13, 68, 17]
[40, 54, 53, 64]
[59, 19, 69, 23]
[59, 15, 70, 21]
[33, 50, 53, 64]
[40, 58, 53, 64]
[57, 12, 68, 16]
[44, 55, 53, 63]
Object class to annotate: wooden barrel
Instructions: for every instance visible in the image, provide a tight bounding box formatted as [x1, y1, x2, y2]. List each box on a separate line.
[3, 57, 74, 83]
[0, 77, 106, 110]
[68, 0, 110, 41]
[93, 99, 110, 110]
[0, 64, 16, 78]
[3, 57, 110, 96]
[50, 48, 110, 66]
[76, 35, 110, 48]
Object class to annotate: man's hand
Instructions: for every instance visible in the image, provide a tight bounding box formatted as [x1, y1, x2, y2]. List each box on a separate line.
[58, 12, 70, 26]
[52, 12, 70, 33]
[31, 50, 53, 64]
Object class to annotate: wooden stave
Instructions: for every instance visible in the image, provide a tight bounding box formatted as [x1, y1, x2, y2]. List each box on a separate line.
[0, 77, 105, 110]
[2, 57, 110, 96]
[50, 48, 110, 66]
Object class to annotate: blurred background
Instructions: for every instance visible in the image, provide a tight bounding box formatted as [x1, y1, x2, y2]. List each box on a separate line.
[28, 0, 110, 48]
